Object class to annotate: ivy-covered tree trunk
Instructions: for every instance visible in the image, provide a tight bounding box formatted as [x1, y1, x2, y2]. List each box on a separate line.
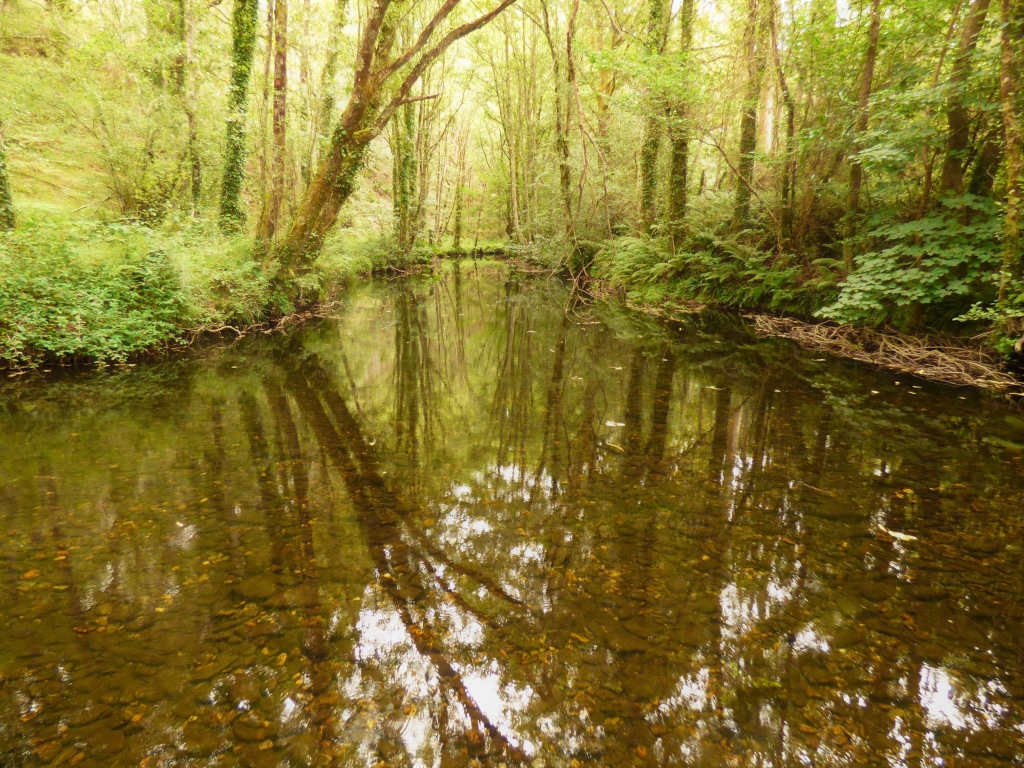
[257, 0, 288, 241]
[393, 100, 418, 249]
[999, 0, 1022, 302]
[843, 0, 882, 274]
[939, 0, 992, 197]
[733, 0, 765, 227]
[219, 0, 260, 230]
[667, 0, 695, 245]
[638, 0, 666, 233]
[0, 129, 14, 231]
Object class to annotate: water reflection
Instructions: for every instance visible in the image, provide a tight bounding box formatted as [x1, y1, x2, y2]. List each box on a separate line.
[2, 264, 1024, 767]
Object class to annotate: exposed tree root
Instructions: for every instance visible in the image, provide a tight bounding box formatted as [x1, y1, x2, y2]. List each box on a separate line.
[753, 315, 1022, 391]
[179, 300, 344, 348]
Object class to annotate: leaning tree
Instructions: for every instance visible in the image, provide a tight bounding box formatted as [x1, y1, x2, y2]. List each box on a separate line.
[273, 0, 519, 285]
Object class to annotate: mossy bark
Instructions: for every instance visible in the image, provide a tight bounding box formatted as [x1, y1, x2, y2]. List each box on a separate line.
[177, 0, 202, 212]
[276, 0, 520, 281]
[219, 0, 260, 230]
[667, 0, 695, 245]
[638, 0, 667, 233]
[0, 134, 14, 231]
[999, 0, 1022, 301]
[540, 1, 575, 241]
[257, 0, 289, 241]
[733, 0, 766, 227]
[392, 100, 418, 249]
[452, 182, 463, 250]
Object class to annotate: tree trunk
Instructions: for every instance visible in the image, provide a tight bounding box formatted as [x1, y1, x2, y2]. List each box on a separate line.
[541, 0, 575, 241]
[452, 182, 463, 250]
[843, 0, 882, 273]
[968, 128, 1001, 196]
[0, 128, 14, 231]
[219, 0, 260, 230]
[667, 0, 695, 245]
[393, 100, 418, 248]
[502, 31, 525, 245]
[916, 0, 964, 216]
[639, 0, 667, 233]
[999, 0, 1022, 301]
[768, 0, 795, 242]
[314, 0, 347, 154]
[939, 0, 992, 197]
[276, 0, 521, 278]
[258, 0, 288, 241]
[733, 0, 766, 227]
[178, 0, 202, 213]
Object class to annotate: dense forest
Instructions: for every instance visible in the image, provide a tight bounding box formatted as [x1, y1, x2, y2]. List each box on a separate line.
[0, 0, 1022, 364]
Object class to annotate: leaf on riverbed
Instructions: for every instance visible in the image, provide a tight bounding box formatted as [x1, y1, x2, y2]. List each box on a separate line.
[886, 528, 918, 542]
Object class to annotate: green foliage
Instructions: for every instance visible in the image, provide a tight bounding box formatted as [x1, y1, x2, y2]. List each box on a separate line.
[819, 195, 1003, 325]
[593, 195, 837, 314]
[0, 217, 374, 366]
[0, 223, 186, 363]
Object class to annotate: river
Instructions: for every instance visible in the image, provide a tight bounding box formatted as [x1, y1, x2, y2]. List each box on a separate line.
[2, 263, 1024, 766]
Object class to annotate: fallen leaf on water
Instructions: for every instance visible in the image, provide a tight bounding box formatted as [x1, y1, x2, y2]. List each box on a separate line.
[21, 570, 40, 580]
[604, 442, 625, 452]
[275, 653, 287, 666]
[570, 633, 589, 643]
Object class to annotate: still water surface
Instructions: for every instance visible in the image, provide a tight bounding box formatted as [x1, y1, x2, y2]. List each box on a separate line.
[3, 265, 1024, 767]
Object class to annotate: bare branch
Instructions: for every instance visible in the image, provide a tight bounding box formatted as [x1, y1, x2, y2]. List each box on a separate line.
[373, 0, 521, 134]
[372, 0, 463, 87]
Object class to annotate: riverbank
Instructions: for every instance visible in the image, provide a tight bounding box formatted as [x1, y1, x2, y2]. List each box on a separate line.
[5, 228, 1022, 395]
[0, 220, 515, 370]
[585, 277, 1024, 393]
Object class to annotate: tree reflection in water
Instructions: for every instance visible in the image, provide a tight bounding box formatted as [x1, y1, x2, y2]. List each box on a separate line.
[2, 265, 1024, 767]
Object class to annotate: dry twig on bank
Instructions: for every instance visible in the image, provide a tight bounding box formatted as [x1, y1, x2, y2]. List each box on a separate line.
[754, 315, 1021, 391]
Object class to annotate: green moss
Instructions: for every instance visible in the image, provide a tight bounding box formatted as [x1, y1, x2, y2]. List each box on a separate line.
[0, 140, 14, 231]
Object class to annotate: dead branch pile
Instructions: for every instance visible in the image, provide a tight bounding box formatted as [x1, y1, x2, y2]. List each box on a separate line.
[753, 315, 1022, 391]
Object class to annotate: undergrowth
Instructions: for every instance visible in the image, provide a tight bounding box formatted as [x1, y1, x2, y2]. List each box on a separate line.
[0, 216, 374, 366]
[592, 200, 839, 317]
